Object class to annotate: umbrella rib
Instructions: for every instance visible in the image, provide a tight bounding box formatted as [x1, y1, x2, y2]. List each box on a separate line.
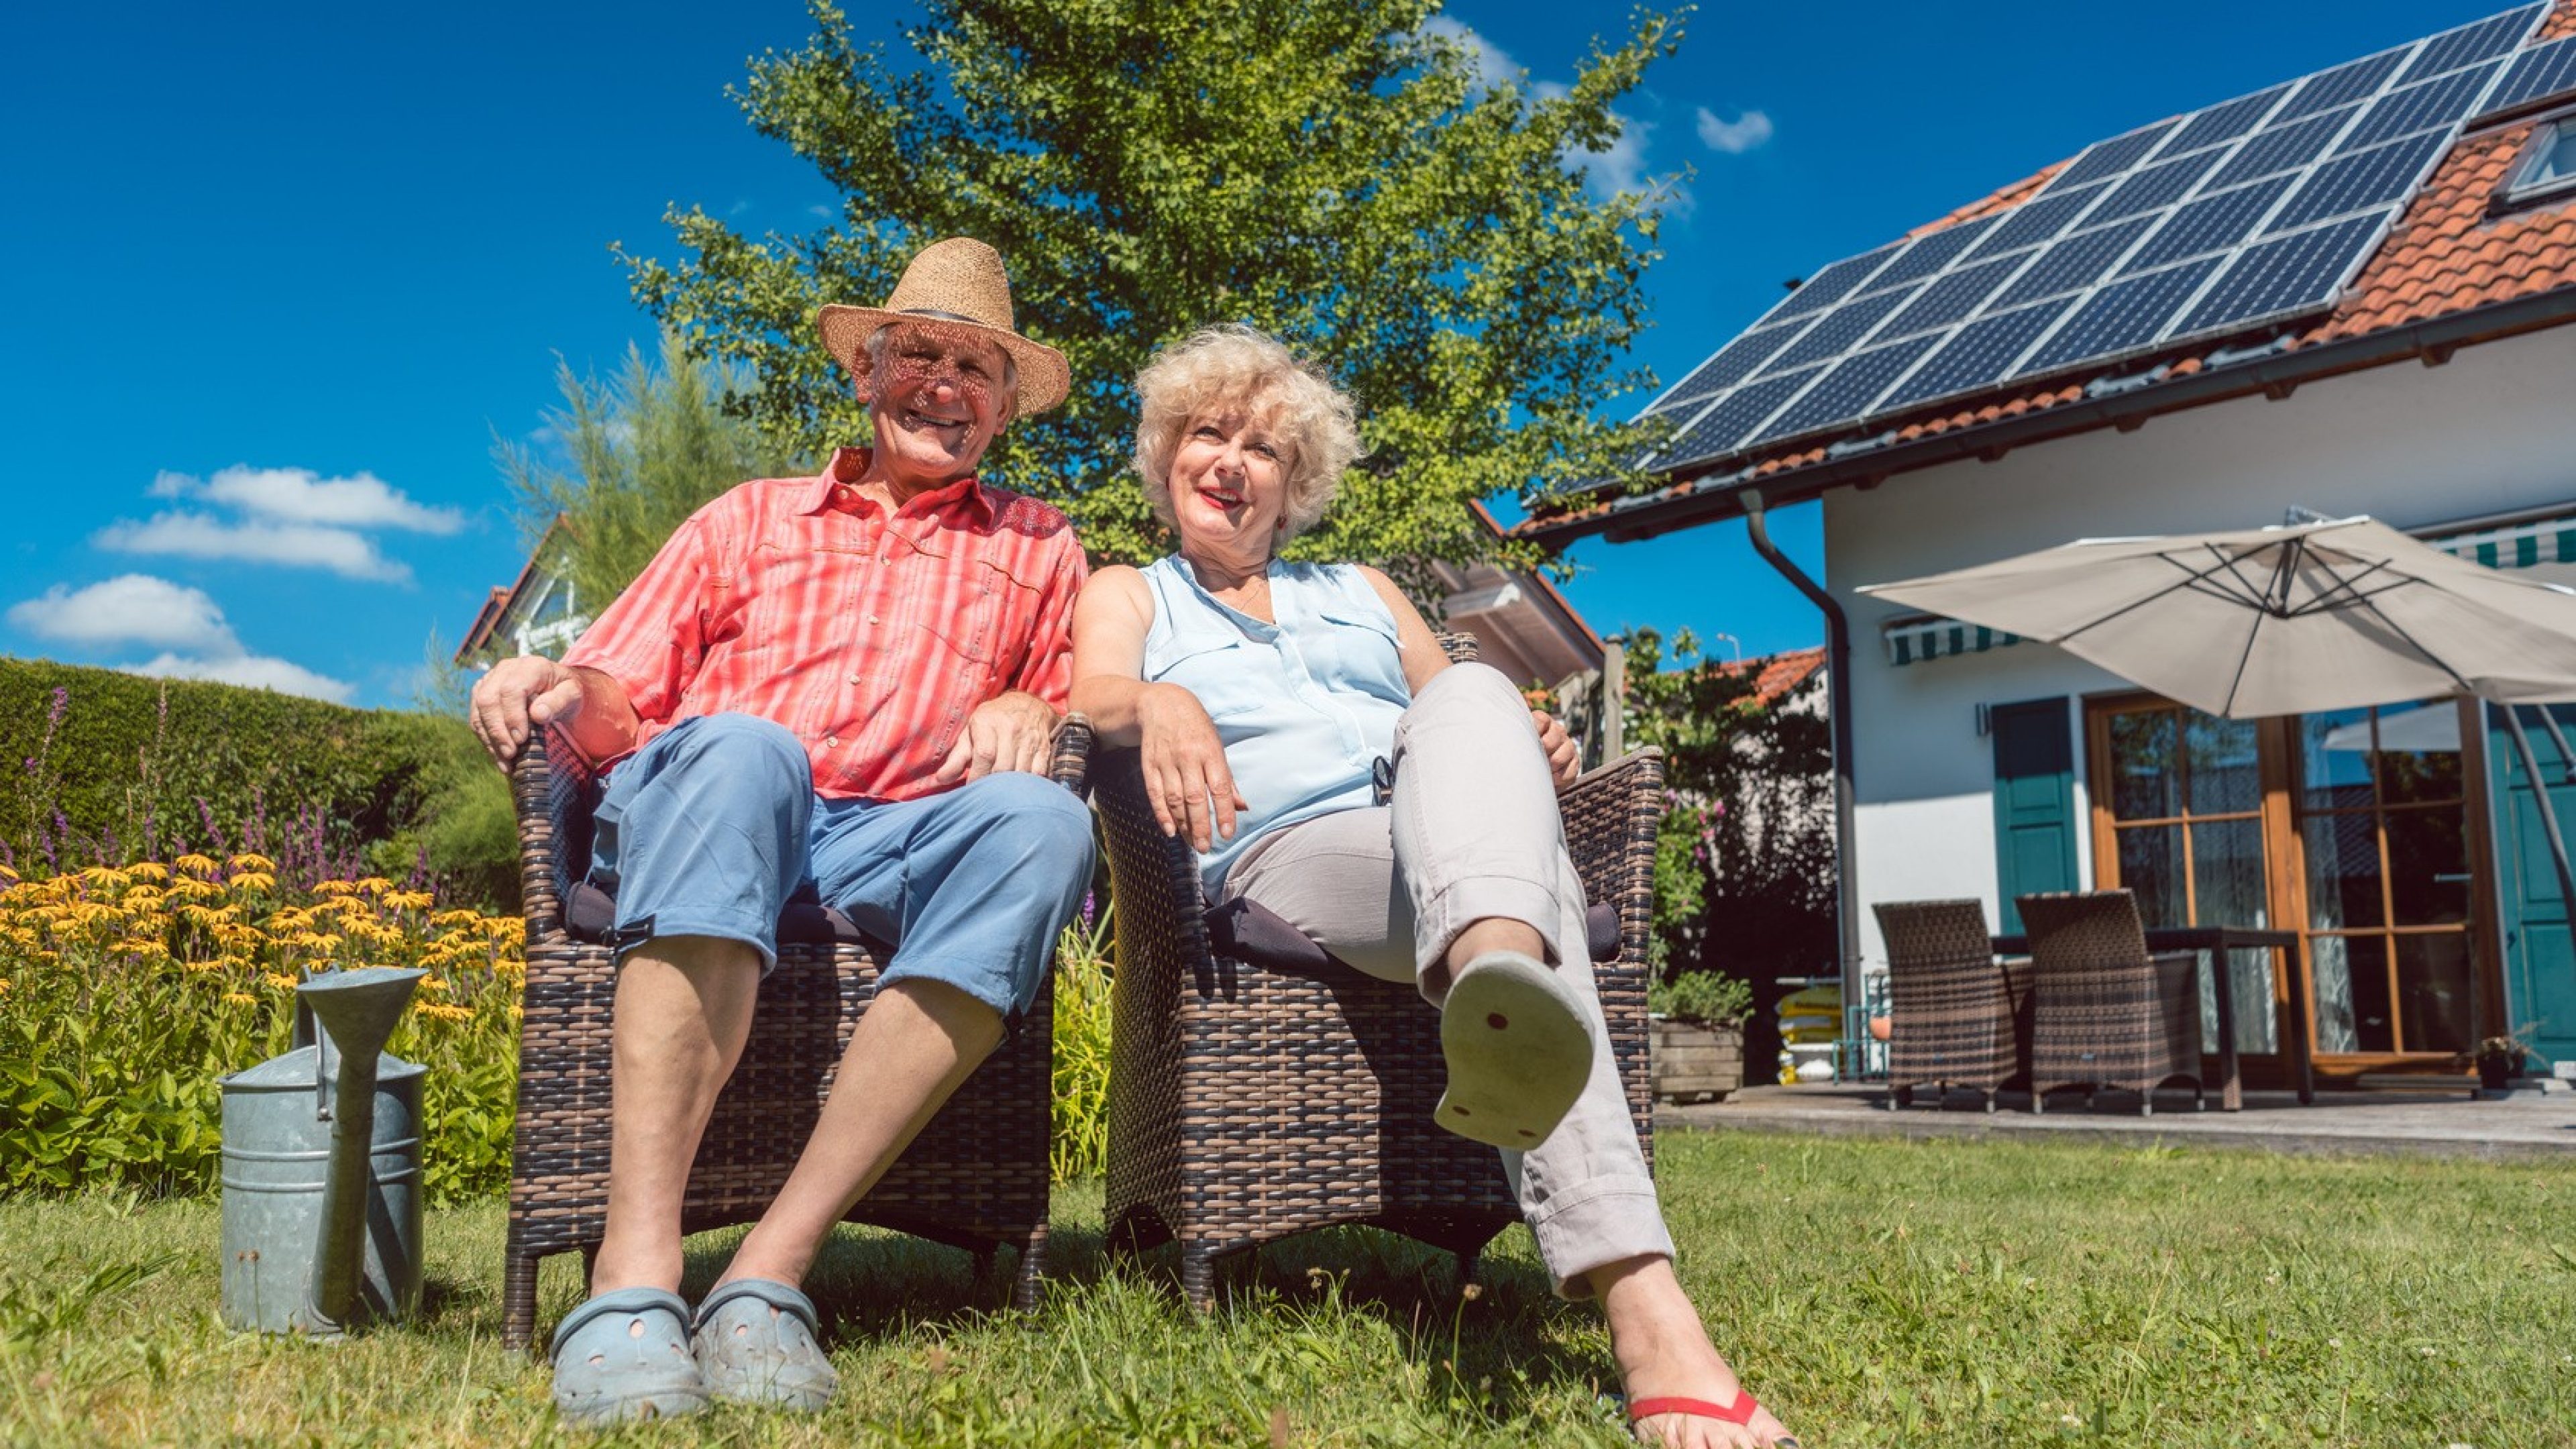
[2349, 596, 2474, 696]
[2062, 543, 2274, 643]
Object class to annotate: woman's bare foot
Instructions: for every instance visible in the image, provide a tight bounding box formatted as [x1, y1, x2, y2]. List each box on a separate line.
[1591, 1254, 1797, 1448]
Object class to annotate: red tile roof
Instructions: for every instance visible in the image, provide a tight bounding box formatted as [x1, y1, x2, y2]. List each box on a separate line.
[1525, 3, 2576, 541]
[1718, 645, 1827, 707]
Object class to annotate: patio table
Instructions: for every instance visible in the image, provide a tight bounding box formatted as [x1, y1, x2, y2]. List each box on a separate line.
[1991, 926, 2310, 1112]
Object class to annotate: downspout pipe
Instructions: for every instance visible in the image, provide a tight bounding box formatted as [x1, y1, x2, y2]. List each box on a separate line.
[1738, 489, 1864, 1059]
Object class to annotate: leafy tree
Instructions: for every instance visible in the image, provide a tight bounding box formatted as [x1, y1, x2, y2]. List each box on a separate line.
[1621, 628, 1835, 991]
[499, 330, 789, 610]
[621, 0, 1679, 582]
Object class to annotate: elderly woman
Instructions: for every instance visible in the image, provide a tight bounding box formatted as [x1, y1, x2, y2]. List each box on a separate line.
[1069, 325, 1796, 1449]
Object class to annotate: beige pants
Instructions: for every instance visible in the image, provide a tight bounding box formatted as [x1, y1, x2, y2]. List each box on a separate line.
[1221, 662, 1673, 1297]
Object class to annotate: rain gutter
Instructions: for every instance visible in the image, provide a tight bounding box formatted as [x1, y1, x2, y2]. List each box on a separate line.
[1528, 286, 2576, 548]
[1739, 489, 1863, 1055]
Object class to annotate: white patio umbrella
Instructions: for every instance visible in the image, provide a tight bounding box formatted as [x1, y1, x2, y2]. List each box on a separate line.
[1858, 515, 2576, 719]
[1861, 513, 2576, 990]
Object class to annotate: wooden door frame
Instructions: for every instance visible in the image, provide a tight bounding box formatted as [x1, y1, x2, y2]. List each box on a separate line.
[2080, 691, 2501, 1085]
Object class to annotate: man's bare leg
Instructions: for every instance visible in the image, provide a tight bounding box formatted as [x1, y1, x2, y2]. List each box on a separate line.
[590, 935, 765, 1295]
[717, 979, 1004, 1289]
[1593, 1254, 1796, 1448]
[1421, 915, 1546, 1000]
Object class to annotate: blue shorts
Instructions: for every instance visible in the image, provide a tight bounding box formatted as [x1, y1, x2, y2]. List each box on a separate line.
[588, 712, 1093, 1019]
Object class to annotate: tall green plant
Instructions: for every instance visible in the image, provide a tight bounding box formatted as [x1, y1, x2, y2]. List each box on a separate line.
[500, 329, 790, 608]
[622, 0, 1679, 582]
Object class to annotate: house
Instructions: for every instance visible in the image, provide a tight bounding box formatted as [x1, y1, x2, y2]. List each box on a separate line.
[455, 516, 588, 668]
[1522, 3, 2576, 1084]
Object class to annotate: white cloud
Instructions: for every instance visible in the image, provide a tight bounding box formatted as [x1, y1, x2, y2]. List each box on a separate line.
[97, 511, 412, 583]
[129, 651, 354, 704]
[150, 465, 462, 534]
[6, 574, 239, 654]
[1425, 17, 1679, 207]
[6, 573, 355, 704]
[1695, 107, 1775, 155]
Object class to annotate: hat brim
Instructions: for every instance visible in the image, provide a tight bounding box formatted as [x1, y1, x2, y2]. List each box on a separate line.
[817, 305, 1072, 417]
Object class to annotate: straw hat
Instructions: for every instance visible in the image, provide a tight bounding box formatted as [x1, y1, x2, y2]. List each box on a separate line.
[816, 237, 1071, 416]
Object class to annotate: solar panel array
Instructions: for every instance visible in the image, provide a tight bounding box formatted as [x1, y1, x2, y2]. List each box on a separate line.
[1639, 4, 2563, 474]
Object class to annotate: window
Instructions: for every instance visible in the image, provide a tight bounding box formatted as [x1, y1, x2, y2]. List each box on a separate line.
[2504, 119, 2576, 205]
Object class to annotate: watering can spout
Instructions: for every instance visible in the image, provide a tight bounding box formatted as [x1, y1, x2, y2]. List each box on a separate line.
[290, 967, 424, 1336]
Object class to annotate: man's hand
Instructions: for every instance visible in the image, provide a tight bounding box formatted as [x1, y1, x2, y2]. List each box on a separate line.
[1532, 708, 1580, 791]
[1137, 682, 1246, 853]
[935, 691, 1060, 786]
[470, 656, 588, 768]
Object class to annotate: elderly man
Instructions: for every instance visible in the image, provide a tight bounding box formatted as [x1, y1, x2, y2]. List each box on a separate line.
[468, 238, 1093, 1425]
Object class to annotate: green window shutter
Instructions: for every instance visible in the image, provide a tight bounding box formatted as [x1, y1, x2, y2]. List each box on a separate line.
[1991, 697, 2079, 936]
[2488, 702, 2575, 1071]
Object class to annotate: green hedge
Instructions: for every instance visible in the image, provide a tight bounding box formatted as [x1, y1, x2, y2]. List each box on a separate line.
[0, 658, 515, 908]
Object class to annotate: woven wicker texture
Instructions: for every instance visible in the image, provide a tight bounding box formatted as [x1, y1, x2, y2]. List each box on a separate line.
[1873, 899, 2029, 1109]
[498, 718, 1095, 1350]
[2015, 890, 2204, 1112]
[1096, 635, 1662, 1308]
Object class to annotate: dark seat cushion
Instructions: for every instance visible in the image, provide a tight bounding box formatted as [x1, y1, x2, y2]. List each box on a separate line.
[1202, 897, 1621, 974]
[563, 879, 873, 949]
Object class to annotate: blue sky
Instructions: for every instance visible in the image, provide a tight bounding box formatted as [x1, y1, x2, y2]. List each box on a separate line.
[0, 0, 2514, 706]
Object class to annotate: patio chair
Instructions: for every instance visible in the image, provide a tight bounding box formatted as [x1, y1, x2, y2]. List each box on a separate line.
[1094, 635, 1662, 1309]
[496, 718, 1093, 1351]
[2015, 890, 2204, 1115]
[1872, 899, 2029, 1112]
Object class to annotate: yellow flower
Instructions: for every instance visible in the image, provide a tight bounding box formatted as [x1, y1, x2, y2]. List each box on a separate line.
[228, 853, 278, 873]
[0, 862, 17, 883]
[124, 861, 168, 882]
[262, 971, 300, 991]
[415, 1002, 475, 1022]
[354, 877, 394, 895]
[384, 890, 435, 912]
[315, 879, 358, 896]
[175, 853, 221, 879]
[0, 978, 11, 994]
[228, 872, 277, 895]
[223, 991, 256, 1005]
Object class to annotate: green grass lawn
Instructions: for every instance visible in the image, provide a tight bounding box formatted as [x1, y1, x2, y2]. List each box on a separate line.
[2, 1131, 2570, 1447]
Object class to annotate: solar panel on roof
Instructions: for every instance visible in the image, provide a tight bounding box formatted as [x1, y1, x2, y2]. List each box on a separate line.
[1635, 3, 2549, 468]
[1862, 215, 2003, 290]
[2274, 48, 2411, 123]
[2159, 84, 2293, 157]
[2337, 62, 2504, 154]
[2087, 150, 2228, 225]
[2398, 3, 2545, 85]
[2268, 130, 2449, 231]
[2121, 175, 2296, 273]
[2017, 260, 2221, 376]
[1760, 284, 1923, 374]
[1962, 184, 2109, 260]
[2052, 120, 2184, 191]
[1766, 244, 1901, 320]
[1992, 215, 2156, 307]
[1654, 368, 1822, 470]
[1878, 299, 2077, 412]
[1876, 255, 2025, 338]
[2481, 34, 2576, 115]
[2206, 107, 2357, 188]
[1749, 335, 1943, 446]
[2176, 215, 2386, 335]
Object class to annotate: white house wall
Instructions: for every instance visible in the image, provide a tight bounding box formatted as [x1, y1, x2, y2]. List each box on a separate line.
[1821, 321, 2576, 973]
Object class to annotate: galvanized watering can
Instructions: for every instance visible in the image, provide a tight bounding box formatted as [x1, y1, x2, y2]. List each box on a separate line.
[219, 967, 427, 1336]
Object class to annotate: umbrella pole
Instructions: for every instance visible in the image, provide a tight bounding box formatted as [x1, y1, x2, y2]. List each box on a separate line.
[2498, 706, 2576, 1010]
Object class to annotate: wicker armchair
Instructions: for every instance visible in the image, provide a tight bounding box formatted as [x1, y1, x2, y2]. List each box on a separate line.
[497, 719, 1093, 1351]
[1872, 899, 2029, 1112]
[1094, 639, 1663, 1309]
[2015, 890, 2204, 1115]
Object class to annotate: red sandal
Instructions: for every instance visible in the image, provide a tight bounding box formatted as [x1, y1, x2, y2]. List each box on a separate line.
[1629, 1395, 1799, 1447]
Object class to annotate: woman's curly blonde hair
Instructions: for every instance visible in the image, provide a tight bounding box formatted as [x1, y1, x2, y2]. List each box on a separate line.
[1131, 325, 1362, 547]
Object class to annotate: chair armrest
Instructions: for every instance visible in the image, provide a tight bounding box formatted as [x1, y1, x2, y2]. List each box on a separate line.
[1558, 747, 1666, 964]
[1051, 712, 1095, 796]
[508, 724, 598, 946]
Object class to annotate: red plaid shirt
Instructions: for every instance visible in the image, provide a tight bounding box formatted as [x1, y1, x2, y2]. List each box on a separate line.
[563, 447, 1087, 801]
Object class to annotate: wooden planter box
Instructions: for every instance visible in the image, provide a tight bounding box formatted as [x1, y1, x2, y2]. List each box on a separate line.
[1651, 1019, 1744, 1104]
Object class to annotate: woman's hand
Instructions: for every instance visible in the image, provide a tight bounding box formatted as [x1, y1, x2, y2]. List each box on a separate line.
[1532, 708, 1580, 791]
[1138, 682, 1248, 852]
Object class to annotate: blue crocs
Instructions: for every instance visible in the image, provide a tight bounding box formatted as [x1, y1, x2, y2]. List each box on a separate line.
[549, 1287, 708, 1426]
[692, 1277, 838, 1410]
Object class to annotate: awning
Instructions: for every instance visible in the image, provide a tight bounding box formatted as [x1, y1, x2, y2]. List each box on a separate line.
[1882, 616, 2023, 665]
[2428, 515, 2576, 570]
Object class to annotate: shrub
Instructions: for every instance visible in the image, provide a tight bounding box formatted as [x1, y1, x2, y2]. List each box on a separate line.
[0, 855, 522, 1204]
[1649, 969, 1753, 1027]
[1049, 902, 1112, 1183]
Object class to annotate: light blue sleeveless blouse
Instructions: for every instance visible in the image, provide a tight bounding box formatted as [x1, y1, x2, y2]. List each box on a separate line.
[1140, 556, 1411, 898]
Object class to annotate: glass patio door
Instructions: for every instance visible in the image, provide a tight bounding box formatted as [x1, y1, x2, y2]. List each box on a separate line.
[2294, 704, 2478, 1057]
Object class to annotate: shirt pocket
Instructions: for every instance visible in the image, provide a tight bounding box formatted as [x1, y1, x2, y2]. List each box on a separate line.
[1144, 633, 1266, 721]
[924, 557, 1039, 682]
[1315, 606, 1410, 706]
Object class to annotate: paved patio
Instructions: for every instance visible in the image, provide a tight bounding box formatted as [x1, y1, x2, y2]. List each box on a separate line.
[1660, 1083, 2576, 1161]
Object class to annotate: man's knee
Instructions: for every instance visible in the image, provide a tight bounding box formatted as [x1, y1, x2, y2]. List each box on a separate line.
[661, 712, 808, 784]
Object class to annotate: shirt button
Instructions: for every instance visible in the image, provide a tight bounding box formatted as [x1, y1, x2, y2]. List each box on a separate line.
[866, 614, 881, 625]
[824, 736, 839, 747]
